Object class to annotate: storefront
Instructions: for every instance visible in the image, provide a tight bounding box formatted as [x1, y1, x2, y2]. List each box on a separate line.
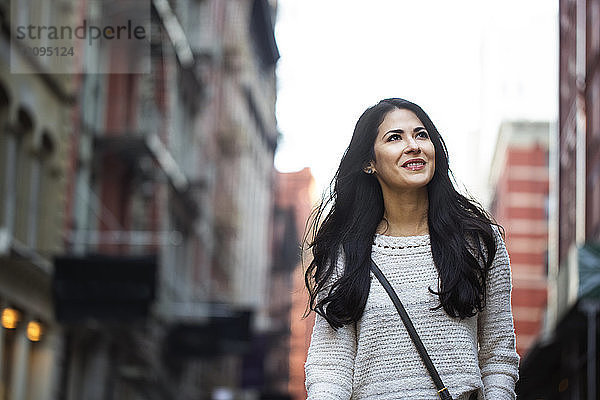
[518, 243, 600, 400]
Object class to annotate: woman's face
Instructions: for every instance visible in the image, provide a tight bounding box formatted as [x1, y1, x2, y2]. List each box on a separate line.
[368, 108, 436, 192]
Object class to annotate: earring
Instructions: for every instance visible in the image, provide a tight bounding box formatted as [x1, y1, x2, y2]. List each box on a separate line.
[365, 167, 375, 174]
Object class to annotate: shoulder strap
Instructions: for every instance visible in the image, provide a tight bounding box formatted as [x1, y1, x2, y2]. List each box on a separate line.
[369, 258, 453, 400]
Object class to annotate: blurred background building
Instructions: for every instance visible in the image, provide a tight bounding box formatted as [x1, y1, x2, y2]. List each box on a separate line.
[0, 0, 73, 398]
[0, 0, 293, 399]
[489, 121, 550, 356]
[264, 167, 314, 400]
[514, 0, 600, 399]
[272, 168, 316, 400]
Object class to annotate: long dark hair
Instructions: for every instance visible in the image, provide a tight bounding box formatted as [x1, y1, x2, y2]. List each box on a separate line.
[303, 98, 503, 330]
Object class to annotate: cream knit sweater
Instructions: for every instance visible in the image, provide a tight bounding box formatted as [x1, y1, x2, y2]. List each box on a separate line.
[305, 226, 520, 399]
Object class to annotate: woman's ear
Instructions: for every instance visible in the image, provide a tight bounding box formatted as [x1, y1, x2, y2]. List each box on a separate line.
[362, 161, 376, 175]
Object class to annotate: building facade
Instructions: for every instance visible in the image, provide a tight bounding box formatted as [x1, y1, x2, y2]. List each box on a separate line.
[488, 121, 550, 356]
[275, 168, 318, 400]
[62, 0, 281, 399]
[0, 0, 76, 398]
[517, 0, 600, 398]
[0, 0, 281, 399]
[262, 168, 318, 399]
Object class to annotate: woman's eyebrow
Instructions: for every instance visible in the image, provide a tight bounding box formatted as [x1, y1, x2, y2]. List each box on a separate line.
[384, 126, 427, 137]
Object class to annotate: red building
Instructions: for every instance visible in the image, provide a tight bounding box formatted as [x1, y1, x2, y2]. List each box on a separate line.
[517, 0, 600, 398]
[489, 121, 550, 356]
[272, 168, 317, 400]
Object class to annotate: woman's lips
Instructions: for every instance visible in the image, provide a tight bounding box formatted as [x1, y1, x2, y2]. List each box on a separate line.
[402, 163, 425, 171]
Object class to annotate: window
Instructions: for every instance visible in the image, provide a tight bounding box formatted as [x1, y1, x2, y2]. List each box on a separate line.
[4, 107, 34, 239]
[591, 1, 600, 56]
[0, 84, 10, 229]
[29, 131, 55, 249]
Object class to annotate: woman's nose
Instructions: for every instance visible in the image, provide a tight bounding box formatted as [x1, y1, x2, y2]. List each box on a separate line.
[405, 137, 421, 153]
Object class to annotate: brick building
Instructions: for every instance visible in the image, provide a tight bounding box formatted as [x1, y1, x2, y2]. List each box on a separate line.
[517, 0, 600, 398]
[0, 0, 281, 399]
[272, 168, 318, 400]
[262, 167, 317, 399]
[489, 121, 550, 356]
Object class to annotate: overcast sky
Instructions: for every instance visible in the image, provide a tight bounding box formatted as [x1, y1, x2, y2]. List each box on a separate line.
[273, 0, 558, 206]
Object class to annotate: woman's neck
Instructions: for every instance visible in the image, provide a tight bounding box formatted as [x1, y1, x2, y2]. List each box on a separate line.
[376, 188, 429, 237]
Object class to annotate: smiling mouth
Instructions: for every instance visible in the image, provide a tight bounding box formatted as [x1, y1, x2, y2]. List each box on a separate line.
[402, 161, 426, 171]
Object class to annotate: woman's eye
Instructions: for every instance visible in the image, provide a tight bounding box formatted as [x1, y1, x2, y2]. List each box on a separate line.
[418, 131, 429, 138]
[388, 134, 401, 141]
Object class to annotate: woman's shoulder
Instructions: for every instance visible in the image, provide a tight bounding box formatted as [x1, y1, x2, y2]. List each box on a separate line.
[489, 224, 509, 258]
[490, 223, 505, 240]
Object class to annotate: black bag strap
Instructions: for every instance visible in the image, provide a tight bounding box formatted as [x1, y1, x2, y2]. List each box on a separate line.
[370, 258, 453, 400]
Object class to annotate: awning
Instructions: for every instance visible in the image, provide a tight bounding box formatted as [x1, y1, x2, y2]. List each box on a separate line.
[53, 254, 157, 323]
[165, 305, 252, 358]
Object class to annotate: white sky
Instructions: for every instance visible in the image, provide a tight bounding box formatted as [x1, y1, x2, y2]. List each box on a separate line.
[274, 0, 558, 206]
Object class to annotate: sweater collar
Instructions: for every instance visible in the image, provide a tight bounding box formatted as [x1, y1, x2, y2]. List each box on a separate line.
[372, 233, 430, 251]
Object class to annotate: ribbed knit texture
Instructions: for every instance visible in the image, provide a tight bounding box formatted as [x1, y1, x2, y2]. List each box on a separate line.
[305, 226, 520, 400]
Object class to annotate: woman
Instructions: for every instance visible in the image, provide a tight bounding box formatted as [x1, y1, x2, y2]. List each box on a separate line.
[303, 98, 519, 399]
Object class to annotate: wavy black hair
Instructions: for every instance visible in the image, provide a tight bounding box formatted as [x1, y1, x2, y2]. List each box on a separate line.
[303, 98, 503, 330]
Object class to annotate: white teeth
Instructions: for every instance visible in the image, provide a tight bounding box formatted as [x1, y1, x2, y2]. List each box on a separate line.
[405, 162, 425, 167]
